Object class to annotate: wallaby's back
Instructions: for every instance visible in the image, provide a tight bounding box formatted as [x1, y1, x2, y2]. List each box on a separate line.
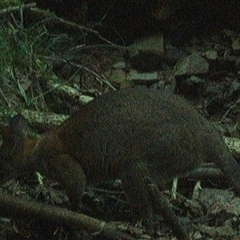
[57, 88, 239, 188]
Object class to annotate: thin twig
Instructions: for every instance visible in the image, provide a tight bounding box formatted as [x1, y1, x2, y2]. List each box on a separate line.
[0, 3, 36, 15]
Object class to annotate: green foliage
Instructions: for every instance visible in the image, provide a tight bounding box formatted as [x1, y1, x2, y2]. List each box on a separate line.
[0, 7, 71, 109]
[0, 0, 21, 9]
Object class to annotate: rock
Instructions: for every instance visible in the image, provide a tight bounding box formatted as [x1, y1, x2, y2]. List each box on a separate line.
[174, 53, 209, 76]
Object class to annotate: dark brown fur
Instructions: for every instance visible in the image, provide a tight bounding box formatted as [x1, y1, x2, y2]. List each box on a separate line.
[1, 88, 240, 240]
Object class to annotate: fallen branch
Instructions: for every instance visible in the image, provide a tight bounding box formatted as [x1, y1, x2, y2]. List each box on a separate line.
[0, 108, 68, 130]
[144, 178, 190, 240]
[0, 193, 136, 240]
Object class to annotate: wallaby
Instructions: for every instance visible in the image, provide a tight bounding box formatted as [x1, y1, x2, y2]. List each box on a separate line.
[1, 88, 240, 240]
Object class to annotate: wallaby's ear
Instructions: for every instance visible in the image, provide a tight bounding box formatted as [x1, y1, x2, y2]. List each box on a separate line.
[0, 114, 28, 161]
[0, 125, 15, 149]
[10, 114, 29, 140]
